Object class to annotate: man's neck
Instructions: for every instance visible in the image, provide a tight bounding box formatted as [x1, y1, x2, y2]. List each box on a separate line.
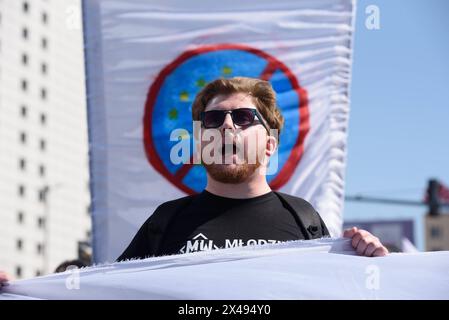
[205, 171, 272, 199]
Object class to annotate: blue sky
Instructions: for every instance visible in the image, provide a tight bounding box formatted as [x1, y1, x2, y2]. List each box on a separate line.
[344, 0, 449, 249]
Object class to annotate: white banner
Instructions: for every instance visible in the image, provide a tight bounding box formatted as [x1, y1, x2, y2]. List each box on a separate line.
[2, 238, 449, 300]
[83, 0, 356, 262]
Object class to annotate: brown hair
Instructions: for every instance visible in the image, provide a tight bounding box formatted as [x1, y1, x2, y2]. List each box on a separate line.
[191, 77, 284, 135]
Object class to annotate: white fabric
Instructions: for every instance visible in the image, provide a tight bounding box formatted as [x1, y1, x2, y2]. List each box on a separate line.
[2, 238, 448, 300]
[83, 0, 356, 262]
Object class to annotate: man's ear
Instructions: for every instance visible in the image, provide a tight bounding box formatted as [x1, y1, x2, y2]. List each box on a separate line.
[265, 134, 278, 157]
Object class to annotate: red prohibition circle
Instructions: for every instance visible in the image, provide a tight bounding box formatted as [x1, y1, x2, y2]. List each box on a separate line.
[143, 43, 310, 195]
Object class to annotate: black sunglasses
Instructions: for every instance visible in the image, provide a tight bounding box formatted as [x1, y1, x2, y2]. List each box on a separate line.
[200, 108, 270, 132]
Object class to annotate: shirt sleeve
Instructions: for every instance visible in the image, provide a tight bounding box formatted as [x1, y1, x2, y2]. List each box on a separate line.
[116, 218, 152, 262]
[115, 196, 193, 261]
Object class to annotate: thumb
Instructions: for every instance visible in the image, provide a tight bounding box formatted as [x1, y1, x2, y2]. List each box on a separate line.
[343, 227, 358, 238]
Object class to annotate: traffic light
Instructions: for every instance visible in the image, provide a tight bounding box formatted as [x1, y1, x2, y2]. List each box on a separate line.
[427, 179, 440, 216]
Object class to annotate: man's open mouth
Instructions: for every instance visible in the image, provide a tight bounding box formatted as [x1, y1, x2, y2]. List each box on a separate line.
[221, 143, 238, 156]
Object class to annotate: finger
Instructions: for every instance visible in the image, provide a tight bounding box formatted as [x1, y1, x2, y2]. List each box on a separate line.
[355, 229, 371, 238]
[343, 227, 358, 238]
[364, 242, 379, 257]
[0, 278, 9, 288]
[351, 232, 363, 248]
[0, 272, 11, 283]
[356, 238, 370, 255]
[356, 235, 379, 256]
[372, 246, 389, 257]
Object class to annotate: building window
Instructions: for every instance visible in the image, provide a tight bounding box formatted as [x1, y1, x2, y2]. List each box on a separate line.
[39, 164, 46, 177]
[22, 53, 28, 65]
[37, 243, 44, 255]
[41, 37, 47, 49]
[21, 79, 28, 91]
[16, 239, 23, 250]
[40, 113, 47, 125]
[17, 211, 25, 224]
[20, 131, 27, 144]
[42, 12, 48, 24]
[22, 2, 29, 13]
[22, 27, 28, 39]
[37, 217, 45, 229]
[38, 189, 47, 202]
[40, 88, 47, 100]
[40, 139, 46, 151]
[20, 105, 27, 118]
[19, 158, 26, 171]
[41, 62, 47, 75]
[18, 185, 25, 197]
[16, 266, 22, 278]
[430, 226, 442, 239]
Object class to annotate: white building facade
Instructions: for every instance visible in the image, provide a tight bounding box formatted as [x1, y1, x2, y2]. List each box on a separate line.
[0, 0, 91, 278]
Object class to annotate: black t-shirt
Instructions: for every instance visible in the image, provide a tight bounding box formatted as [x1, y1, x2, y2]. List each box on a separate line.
[117, 190, 324, 260]
[158, 190, 305, 255]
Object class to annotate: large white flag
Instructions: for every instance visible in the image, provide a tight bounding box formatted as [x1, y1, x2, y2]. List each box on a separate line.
[83, 0, 356, 262]
[2, 239, 449, 300]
